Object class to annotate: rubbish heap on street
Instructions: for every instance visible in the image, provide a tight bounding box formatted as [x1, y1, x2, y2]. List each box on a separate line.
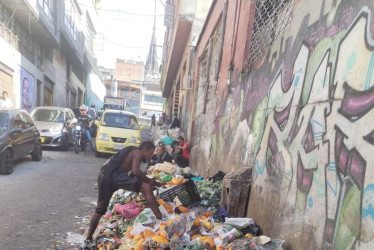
[67, 128, 285, 249]
[84, 160, 285, 250]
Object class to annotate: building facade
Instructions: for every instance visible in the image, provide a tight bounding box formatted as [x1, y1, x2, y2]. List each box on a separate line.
[102, 59, 143, 115]
[162, 0, 374, 248]
[141, 81, 163, 117]
[161, 0, 212, 130]
[0, 0, 104, 111]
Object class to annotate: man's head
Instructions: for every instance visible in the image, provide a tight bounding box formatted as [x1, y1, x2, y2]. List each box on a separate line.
[2, 91, 8, 99]
[157, 141, 166, 155]
[174, 113, 177, 117]
[177, 136, 185, 145]
[80, 104, 88, 115]
[139, 141, 156, 162]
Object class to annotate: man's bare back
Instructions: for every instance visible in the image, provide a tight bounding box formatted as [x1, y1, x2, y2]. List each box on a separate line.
[120, 149, 141, 173]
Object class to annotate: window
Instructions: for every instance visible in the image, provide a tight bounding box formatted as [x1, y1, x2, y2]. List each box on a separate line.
[85, 15, 95, 52]
[31, 109, 64, 122]
[14, 20, 34, 64]
[102, 113, 138, 129]
[22, 112, 35, 127]
[144, 95, 163, 104]
[38, 0, 56, 26]
[12, 114, 25, 129]
[64, 0, 80, 40]
[248, 0, 293, 67]
[0, 112, 9, 134]
[45, 48, 53, 62]
[0, 6, 19, 50]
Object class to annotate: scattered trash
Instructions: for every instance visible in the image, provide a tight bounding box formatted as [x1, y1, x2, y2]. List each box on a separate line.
[60, 166, 284, 249]
[65, 232, 85, 245]
[225, 217, 254, 229]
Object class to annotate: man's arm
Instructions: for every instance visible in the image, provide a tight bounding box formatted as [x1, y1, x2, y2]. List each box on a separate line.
[87, 114, 93, 127]
[178, 142, 188, 150]
[69, 118, 78, 126]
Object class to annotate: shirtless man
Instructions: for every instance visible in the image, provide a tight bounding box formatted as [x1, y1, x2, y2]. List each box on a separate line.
[84, 141, 163, 247]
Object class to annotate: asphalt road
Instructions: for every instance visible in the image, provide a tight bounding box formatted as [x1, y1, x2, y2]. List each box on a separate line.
[0, 127, 152, 250]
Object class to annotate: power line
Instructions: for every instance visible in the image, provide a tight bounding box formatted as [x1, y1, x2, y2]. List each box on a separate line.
[104, 37, 163, 49]
[79, 3, 168, 17]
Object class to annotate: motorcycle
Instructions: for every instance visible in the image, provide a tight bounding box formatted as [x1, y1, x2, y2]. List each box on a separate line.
[73, 122, 87, 154]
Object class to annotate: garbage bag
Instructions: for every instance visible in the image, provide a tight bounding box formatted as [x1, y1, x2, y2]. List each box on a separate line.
[147, 162, 175, 175]
[224, 217, 254, 229]
[113, 202, 142, 218]
[214, 206, 228, 223]
[241, 222, 263, 236]
[167, 128, 184, 141]
[162, 136, 173, 146]
[209, 171, 226, 181]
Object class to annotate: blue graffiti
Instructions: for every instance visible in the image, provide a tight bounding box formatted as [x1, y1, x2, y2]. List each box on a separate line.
[308, 197, 313, 208]
[255, 159, 266, 177]
[327, 162, 338, 196]
[311, 119, 325, 141]
[364, 52, 374, 90]
[294, 75, 300, 86]
[362, 184, 374, 220]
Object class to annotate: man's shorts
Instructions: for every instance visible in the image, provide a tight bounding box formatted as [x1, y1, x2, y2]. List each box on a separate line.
[95, 165, 142, 215]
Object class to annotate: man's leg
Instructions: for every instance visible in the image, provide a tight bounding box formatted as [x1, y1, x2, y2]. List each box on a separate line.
[85, 129, 95, 151]
[72, 127, 76, 140]
[86, 168, 112, 242]
[174, 154, 189, 168]
[140, 182, 162, 219]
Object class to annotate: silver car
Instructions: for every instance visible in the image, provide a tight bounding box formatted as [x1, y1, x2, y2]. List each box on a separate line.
[30, 107, 75, 150]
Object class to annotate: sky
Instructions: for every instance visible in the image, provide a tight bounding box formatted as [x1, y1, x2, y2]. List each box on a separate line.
[95, 0, 166, 69]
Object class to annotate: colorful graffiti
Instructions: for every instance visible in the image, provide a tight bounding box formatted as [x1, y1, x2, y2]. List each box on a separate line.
[20, 67, 35, 113]
[253, 9, 374, 249]
[188, 1, 374, 248]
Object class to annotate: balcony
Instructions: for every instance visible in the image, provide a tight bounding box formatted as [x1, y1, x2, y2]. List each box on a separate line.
[59, 0, 84, 65]
[0, 22, 18, 50]
[162, 0, 194, 98]
[2, 0, 59, 47]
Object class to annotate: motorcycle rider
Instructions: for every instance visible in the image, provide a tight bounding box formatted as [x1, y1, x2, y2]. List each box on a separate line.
[70, 104, 95, 153]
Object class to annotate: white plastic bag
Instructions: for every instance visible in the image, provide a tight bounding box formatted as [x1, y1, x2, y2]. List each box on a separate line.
[224, 217, 254, 228]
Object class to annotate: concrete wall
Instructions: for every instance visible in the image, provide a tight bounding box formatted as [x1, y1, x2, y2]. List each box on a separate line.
[189, 0, 374, 248]
[53, 49, 68, 107]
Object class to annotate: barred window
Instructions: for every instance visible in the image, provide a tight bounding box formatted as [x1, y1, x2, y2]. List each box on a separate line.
[248, 0, 293, 67]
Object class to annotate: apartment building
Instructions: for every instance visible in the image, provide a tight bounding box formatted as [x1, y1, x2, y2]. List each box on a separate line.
[0, 0, 104, 111]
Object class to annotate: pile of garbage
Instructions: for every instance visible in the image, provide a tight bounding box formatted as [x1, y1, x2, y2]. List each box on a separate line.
[152, 127, 184, 147]
[82, 166, 285, 250]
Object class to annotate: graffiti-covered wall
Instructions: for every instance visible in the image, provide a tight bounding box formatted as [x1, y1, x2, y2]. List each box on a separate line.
[190, 0, 374, 248]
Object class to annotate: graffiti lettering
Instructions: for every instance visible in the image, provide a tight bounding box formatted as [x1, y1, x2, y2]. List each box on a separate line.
[254, 10, 374, 248]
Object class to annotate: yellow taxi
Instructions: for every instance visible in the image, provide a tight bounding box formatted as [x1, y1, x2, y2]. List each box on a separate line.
[95, 110, 144, 157]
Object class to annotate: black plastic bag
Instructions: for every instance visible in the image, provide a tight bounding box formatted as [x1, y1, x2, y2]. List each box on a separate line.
[241, 222, 263, 236]
[209, 171, 226, 181]
[214, 205, 228, 223]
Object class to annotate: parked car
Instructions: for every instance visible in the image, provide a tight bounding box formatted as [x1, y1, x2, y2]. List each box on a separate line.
[30, 107, 75, 150]
[0, 109, 42, 175]
[95, 110, 144, 157]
